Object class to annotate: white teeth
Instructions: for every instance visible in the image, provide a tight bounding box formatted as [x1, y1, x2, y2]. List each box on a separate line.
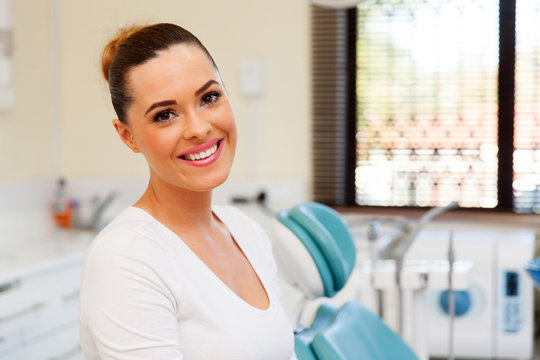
[184, 143, 218, 161]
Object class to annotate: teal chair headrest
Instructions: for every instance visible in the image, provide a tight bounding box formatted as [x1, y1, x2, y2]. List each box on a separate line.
[276, 210, 336, 297]
[276, 202, 356, 298]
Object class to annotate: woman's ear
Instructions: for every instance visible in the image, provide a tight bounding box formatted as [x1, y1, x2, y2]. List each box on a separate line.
[112, 119, 140, 153]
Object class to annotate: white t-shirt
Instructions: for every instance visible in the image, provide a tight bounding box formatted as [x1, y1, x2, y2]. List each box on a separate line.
[79, 205, 296, 360]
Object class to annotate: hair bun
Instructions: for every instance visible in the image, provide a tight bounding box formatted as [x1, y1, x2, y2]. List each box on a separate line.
[101, 25, 145, 82]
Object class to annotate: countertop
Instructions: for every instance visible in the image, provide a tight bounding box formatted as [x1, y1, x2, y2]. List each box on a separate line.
[0, 207, 96, 285]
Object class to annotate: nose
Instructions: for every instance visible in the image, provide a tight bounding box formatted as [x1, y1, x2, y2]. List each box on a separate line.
[182, 110, 212, 140]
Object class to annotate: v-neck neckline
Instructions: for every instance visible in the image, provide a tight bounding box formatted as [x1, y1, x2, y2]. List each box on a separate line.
[129, 206, 272, 312]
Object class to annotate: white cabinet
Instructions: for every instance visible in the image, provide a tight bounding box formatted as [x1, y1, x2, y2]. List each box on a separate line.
[0, 251, 86, 359]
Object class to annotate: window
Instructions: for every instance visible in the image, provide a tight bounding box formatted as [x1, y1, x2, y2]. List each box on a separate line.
[312, 0, 540, 213]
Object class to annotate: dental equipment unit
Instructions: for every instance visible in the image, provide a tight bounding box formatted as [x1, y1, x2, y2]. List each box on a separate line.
[270, 201, 533, 359]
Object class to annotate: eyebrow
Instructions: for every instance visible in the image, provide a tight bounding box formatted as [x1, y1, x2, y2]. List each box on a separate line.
[195, 79, 219, 96]
[144, 100, 177, 116]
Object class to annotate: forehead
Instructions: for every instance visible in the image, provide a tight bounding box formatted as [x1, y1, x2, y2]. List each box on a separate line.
[127, 44, 219, 102]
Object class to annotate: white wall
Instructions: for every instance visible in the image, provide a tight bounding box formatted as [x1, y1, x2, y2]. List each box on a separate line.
[0, 0, 311, 192]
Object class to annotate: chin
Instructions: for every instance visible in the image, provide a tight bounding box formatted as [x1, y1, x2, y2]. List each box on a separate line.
[189, 171, 231, 192]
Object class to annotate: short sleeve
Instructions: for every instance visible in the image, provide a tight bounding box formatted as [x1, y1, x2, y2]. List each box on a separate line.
[79, 229, 183, 360]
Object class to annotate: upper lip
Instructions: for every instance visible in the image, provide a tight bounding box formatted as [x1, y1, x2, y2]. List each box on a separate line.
[178, 138, 222, 158]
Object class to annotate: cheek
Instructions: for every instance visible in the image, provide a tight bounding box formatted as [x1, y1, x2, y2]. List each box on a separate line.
[136, 129, 175, 157]
[222, 108, 237, 142]
[225, 114, 237, 155]
[228, 118, 237, 141]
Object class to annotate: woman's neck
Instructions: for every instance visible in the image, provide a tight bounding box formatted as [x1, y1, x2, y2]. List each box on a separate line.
[134, 175, 215, 231]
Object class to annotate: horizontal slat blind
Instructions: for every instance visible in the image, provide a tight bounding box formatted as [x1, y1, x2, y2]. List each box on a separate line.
[355, 0, 500, 208]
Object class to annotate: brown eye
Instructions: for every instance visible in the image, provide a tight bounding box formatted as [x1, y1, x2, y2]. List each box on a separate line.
[202, 92, 221, 105]
[154, 110, 175, 123]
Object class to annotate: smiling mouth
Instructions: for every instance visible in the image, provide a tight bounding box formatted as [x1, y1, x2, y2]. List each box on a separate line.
[179, 139, 222, 161]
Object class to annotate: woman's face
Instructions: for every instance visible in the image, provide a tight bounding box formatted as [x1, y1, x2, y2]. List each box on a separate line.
[114, 44, 237, 193]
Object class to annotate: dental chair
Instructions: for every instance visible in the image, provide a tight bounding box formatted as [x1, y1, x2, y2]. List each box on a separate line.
[274, 202, 418, 360]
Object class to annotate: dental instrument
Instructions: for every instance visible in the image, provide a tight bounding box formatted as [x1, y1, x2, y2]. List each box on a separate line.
[447, 230, 455, 360]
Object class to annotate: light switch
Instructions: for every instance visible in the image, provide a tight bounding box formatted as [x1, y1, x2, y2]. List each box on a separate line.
[241, 60, 265, 97]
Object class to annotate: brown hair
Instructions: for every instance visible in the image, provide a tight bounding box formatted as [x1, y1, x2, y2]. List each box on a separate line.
[101, 23, 217, 123]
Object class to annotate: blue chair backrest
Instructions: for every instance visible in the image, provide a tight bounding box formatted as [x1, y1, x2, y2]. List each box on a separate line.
[294, 303, 339, 360]
[310, 302, 418, 360]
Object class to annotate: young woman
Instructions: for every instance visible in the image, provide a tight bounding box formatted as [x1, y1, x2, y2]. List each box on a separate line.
[78, 23, 296, 359]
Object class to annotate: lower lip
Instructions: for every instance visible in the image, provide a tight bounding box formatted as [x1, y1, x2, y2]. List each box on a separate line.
[177, 140, 224, 168]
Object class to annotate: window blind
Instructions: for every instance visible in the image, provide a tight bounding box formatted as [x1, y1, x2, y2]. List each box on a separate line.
[311, 6, 356, 206]
[312, 0, 540, 212]
[355, 0, 500, 208]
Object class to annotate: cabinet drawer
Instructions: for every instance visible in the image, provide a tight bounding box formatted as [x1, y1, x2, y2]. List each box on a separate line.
[0, 284, 50, 337]
[2, 324, 82, 360]
[0, 257, 83, 346]
[24, 288, 79, 342]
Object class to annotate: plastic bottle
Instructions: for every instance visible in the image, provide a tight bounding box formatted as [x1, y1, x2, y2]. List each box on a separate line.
[53, 177, 72, 229]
